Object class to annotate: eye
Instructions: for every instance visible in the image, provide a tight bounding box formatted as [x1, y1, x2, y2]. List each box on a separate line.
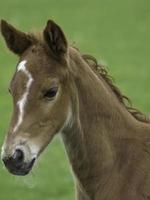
[44, 87, 58, 100]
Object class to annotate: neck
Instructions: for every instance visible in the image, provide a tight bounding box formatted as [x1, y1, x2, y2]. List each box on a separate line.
[61, 49, 150, 198]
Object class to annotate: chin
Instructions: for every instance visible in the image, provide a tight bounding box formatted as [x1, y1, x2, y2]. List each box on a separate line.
[4, 158, 36, 176]
[8, 168, 31, 176]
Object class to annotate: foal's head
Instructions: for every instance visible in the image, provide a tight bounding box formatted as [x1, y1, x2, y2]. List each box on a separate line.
[1, 20, 72, 175]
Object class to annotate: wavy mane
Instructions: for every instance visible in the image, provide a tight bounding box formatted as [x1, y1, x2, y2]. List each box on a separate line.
[82, 54, 150, 124]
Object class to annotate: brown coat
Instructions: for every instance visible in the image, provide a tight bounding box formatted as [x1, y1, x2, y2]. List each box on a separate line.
[1, 19, 150, 200]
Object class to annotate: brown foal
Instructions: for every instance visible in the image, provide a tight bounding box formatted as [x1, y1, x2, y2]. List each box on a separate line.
[1, 19, 150, 200]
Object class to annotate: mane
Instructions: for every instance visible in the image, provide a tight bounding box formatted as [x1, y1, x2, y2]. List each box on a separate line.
[82, 54, 150, 124]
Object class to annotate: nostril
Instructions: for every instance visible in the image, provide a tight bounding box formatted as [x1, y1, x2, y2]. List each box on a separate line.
[13, 149, 24, 164]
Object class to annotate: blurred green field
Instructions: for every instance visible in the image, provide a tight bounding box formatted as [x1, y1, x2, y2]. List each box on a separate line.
[0, 0, 150, 199]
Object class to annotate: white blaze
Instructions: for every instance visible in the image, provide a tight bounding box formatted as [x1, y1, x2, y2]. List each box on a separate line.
[13, 60, 33, 133]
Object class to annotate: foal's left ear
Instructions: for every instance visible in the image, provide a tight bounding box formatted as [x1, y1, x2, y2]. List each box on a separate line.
[1, 20, 32, 55]
[43, 20, 68, 59]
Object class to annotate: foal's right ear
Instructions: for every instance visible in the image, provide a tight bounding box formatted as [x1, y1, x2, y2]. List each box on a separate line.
[0, 20, 32, 55]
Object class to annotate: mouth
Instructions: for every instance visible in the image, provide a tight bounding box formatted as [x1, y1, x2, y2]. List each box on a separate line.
[4, 158, 36, 176]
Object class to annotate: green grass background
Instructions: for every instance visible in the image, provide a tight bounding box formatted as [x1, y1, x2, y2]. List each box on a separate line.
[0, 0, 150, 199]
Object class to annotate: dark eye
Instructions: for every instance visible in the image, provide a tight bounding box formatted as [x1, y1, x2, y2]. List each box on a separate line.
[44, 87, 58, 100]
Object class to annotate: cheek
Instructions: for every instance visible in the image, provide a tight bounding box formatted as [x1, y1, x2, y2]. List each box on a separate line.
[25, 89, 70, 136]
[44, 95, 70, 128]
[47, 102, 68, 127]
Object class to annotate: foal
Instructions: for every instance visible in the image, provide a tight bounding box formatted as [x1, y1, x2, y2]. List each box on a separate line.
[1, 20, 150, 200]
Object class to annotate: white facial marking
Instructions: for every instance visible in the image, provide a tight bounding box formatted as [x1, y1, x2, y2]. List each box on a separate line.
[13, 60, 33, 133]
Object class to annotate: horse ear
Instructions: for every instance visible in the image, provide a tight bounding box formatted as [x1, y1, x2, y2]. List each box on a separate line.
[43, 20, 68, 58]
[0, 20, 32, 55]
